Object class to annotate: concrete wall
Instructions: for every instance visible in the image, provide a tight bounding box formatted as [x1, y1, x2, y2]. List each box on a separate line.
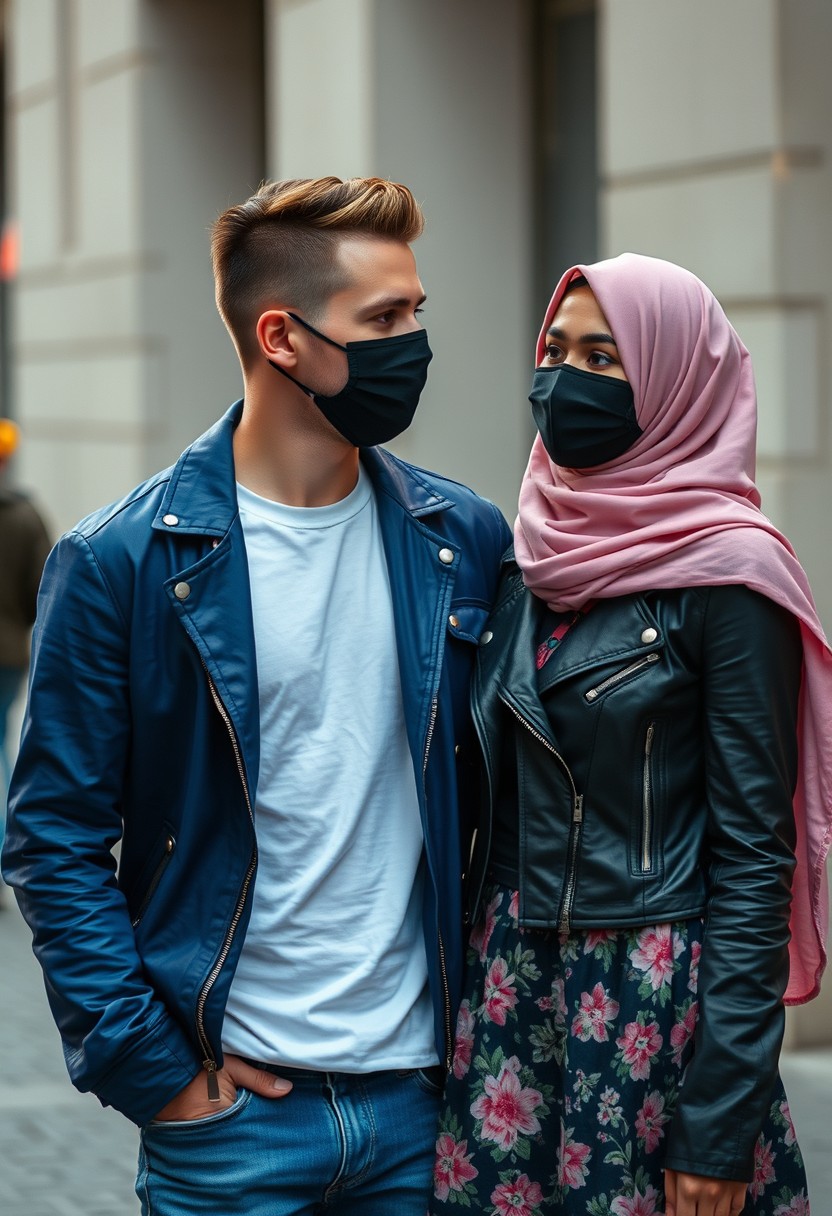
[600, 0, 832, 1045]
[8, 0, 262, 535]
[265, 0, 534, 520]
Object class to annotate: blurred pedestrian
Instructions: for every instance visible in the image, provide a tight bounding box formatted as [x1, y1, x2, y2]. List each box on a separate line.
[0, 417, 50, 866]
[2, 177, 510, 1214]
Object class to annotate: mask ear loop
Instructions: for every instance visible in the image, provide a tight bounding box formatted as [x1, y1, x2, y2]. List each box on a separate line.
[267, 312, 348, 398]
[286, 312, 347, 352]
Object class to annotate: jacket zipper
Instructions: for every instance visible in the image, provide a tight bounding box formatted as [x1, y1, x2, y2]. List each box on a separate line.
[641, 722, 655, 872]
[130, 834, 176, 928]
[584, 652, 659, 702]
[502, 698, 583, 934]
[199, 664, 258, 1102]
[422, 697, 453, 1072]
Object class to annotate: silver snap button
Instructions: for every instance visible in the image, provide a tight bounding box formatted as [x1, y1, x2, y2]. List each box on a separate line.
[641, 627, 658, 644]
[449, 614, 460, 628]
[162, 514, 179, 527]
[174, 582, 191, 600]
[211, 539, 219, 549]
[438, 547, 454, 565]
[480, 630, 494, 645]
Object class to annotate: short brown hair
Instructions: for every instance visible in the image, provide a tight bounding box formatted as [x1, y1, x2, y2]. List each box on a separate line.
[211, 176, 424, 361]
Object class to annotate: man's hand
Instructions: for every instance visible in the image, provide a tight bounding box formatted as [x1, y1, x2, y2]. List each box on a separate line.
[664, 1168, 747, 1216]
[152, 1054, 293, 1122]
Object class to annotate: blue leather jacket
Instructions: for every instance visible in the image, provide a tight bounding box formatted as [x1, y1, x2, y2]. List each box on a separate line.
[3, 402, 510, 1126]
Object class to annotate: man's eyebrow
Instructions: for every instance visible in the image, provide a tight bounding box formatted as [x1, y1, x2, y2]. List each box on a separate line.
[547, 325, 617, 346]
[363, 293, 427, 313]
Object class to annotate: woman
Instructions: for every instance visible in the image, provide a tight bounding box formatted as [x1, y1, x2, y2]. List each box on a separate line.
[430, 254, 831, 1216]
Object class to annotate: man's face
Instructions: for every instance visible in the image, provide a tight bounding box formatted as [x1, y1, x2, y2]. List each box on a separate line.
[293, 235, 427, 396]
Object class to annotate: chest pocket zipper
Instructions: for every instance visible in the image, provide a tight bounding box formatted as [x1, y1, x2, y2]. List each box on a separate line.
[641, 722, 655, 873]
[585, 652, 659, 703]
[131, 834, 176, 927]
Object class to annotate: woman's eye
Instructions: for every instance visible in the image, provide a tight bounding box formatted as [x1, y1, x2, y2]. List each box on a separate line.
[588, 351, 615, 368]
[543, 346, 563, 363]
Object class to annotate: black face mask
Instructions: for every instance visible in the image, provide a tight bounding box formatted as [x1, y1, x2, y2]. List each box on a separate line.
[529, 363, 642, 468]
[268, 313, 433, 448]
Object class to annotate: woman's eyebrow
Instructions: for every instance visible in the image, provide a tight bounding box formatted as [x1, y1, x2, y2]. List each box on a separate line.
[547, 325, 617, 346]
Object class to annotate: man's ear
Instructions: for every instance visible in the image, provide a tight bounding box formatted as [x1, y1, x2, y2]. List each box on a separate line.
[255, 310, 298, 367]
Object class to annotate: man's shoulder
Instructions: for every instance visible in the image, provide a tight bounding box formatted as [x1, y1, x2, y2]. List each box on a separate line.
[368, 446, 509, 533]
[71, 465, 174, 546]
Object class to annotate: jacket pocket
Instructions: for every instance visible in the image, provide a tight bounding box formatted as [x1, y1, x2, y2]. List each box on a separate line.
[584, 652, 660, 703]
[447, 601, 491, 646]
[630, 720, 664, 878]
[130, 826, 177, 927]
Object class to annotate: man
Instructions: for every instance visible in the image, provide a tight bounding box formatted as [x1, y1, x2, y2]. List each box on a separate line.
[2, 176, 509, 1214]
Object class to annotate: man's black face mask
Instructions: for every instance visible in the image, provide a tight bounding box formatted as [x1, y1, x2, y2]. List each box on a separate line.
[269, 313, 433, 448]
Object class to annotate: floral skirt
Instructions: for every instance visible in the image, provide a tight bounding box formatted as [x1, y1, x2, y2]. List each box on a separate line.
[429, 883, 809, 1216]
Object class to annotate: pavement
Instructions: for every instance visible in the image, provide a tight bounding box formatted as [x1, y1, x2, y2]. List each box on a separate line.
[1, 890, 831, 1215]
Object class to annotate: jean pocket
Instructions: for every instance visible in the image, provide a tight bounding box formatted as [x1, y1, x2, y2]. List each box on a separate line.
[399, 1066, 445, 1098]
[144, 1085, 253, 1133]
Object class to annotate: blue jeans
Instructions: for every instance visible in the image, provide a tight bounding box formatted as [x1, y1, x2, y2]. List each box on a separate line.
[136, 1065, 443, 1215]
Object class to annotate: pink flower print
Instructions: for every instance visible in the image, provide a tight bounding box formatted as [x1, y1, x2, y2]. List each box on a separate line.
[470, 890, 503, 962]
[749, 1138, 777, 1199]
[779, 1098, 796, 1147]
[557, 1124, 591, 1189]
[774, 1194, 810, 1216]
[571, 982, 620, 1043]
[610, 1184, 662, 1215]
[597, 1086, 622, 1127]
[508, 888, 520, 922]
[536, 995, 554, 1012]
[470, 1058, 543, 1152]
[634, 1090, 670, 1153]
[433, 1132, 479, 1201]
[552, 975, 568, 1023]
[670, 1000, 698, 1067]
[629, 924, 684, 991]
[616, 1018, 663, 1081]
[490, 1173, 544, 1216]
[584, 928, 617, 953]
[482, 956, 519, 1026]
[688, 938, 702, 993]
[452, 1000, 475, 1080]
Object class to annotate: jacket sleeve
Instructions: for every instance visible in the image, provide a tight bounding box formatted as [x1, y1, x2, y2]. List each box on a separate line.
[663, 584, 802, 1181]
[1, 531, 203, 1125]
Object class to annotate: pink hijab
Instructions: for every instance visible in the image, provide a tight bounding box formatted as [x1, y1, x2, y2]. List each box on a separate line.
[515, 252, 831, 1004]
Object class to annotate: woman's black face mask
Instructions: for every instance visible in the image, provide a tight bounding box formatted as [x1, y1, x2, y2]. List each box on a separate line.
[529, 363, 642, 469]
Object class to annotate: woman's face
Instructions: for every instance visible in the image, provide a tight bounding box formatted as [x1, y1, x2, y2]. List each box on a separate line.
[540, 285, 628, 381]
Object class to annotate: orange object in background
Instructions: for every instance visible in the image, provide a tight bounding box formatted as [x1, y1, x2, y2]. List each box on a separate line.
[0, 218, 19, 281]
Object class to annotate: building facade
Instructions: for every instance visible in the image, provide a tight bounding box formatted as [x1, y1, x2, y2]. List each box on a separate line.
[2, 0, 831, 1040]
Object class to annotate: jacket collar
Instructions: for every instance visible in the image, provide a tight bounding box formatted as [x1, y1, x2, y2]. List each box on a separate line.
[152, 400, 457, 535]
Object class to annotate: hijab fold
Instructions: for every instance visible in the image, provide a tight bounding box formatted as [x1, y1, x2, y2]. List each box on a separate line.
[515, 253, 831, 1004]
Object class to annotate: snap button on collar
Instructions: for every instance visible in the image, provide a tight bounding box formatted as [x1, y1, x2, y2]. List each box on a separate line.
[641, 627, 658, 644]
[438, 547, 454, 565]
[162, 514, 179, 527]
[174, 582, 191, 600]
[480, 630, 494, 645]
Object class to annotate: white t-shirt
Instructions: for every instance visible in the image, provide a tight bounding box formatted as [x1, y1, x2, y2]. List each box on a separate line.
[221, 467, 438, 1071]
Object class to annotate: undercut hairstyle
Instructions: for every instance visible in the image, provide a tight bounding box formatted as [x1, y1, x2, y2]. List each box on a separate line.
[211, 176, 424, 362]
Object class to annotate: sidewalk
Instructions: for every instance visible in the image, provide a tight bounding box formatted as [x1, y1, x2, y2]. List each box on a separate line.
[1, 892, 830, 1214]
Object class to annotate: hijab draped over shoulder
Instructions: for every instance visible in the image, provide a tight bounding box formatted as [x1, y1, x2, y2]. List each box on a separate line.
[515, 252, 832, 1005]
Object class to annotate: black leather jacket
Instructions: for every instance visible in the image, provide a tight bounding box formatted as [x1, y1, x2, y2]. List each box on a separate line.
[468, 558, 802, 1181]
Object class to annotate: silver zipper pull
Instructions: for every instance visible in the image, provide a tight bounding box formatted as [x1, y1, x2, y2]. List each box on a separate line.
[573, 794, 584, 823]
[204, 1060, 221, 1103]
